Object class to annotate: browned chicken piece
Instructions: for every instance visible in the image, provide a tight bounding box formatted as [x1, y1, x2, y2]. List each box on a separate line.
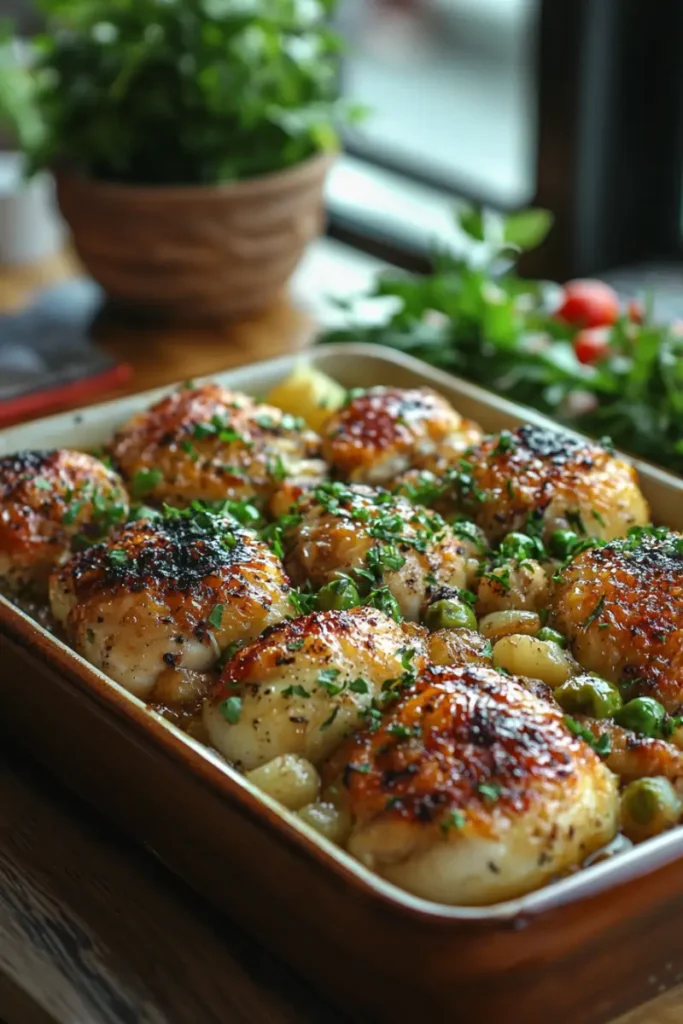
[553, 530, 683, 712]
[322, 664, 618, 905]
[282, 483, 482, 621]
[108, 381, 326, 509]
[50, 508, 291, 699]
[457, 425, 649, 544]
[0, 449, 128, 598]
[322, 386, 483, 486]
[578, 718, 683, 797]
[203, 606, 427, 769]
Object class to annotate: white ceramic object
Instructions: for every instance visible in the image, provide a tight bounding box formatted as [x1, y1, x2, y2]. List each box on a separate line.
[0, 151, 64, 264]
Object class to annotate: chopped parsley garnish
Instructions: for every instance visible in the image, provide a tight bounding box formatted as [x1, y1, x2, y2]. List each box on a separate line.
[317, 668, 344, 695]
[108, 549, 128, 566]
[35, 478, 52, 490]
[565, 509, 586, 535]
[289, 586, 317, 617]
[193, 414, 246, 445]
[564, 715, 612, 757]
[349, 677, 370, 694]
[360, 706, 383, 732]
[478, 782, 502, 802]
[267, 454, 288, 482]
[216, 640, 244, 671]
[387, 723, 411, 739]
[208, 603, 224, 629]
[492, 431, 516, 455]
[282, 684, 311, 698]
[440, 810, 466, 833]
[364, 586, 401, 621]
[320, 706, 340, 731]
[583, 594, 606, 629]
[286, 639, 305, 652]
[62, 501, 83, 525]
[132, 467, 163, 498]
[451, 518, 487, 552]
[180, 439, 199, 461]
[220, 696, 242, 724]
[344, 387, 366, 406]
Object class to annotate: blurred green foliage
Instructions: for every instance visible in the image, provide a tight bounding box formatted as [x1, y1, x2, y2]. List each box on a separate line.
[0, 0, 361, 184]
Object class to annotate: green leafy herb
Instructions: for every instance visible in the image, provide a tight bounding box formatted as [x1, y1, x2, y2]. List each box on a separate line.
[3, 1, 360, 186]
[220, 696, 242, 725]
[319, 203, 683, 477]
[132, 467, 163, 499]
[62, 501, 83, 526]
[216, 640, 244, 671]
[108, 549, 128, 566]
[440, 810, 466, 834]
[180, 439, 199, 461]
[564, 715, 612, 757]
[267, 454, 288, 483]
[478, 782, 502, 802]
[583, 594, 606, 629]
[34, 478, 52, 490]
[289, 586, 317, 617]
[282, 684, 311, 698]
[208, 603, 224, 629]
[387, 723, 411, 739]
[320, 706, 340, 731]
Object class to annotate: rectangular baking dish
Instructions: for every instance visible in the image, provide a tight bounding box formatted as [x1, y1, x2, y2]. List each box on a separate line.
[2, 343, 683, 1024]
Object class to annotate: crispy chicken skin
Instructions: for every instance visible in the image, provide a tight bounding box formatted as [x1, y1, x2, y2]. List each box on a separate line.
[460, 425, 649, 544]
[323, 664, 618, 905]
[50, 510, 291, 699]
[579, 718, 683, 797]
[109, 382, 326, 509]
[203, 607, 427, 770]
[0, 450, 128, 598]
[282, 483, 481, 621]
[553, 531, 683, 712]
[322, 387, 483, 485]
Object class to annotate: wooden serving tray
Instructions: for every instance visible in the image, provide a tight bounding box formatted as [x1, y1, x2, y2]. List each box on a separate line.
[2, 344, 683, 1024]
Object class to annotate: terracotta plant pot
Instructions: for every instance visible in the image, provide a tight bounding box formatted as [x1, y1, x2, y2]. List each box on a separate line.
[55, 153, 332, 321]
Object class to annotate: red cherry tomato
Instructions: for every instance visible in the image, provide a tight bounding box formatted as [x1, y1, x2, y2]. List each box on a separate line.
[627, 300, 644, 324]
[556, 279, 620, 328]
[574, 326, 611, 365]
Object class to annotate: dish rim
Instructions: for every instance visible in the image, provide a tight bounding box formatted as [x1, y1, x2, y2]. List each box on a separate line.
[3, 340, 683, 924]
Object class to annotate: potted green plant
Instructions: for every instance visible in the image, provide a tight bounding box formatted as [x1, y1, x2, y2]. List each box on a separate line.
[0, 0, 358, 320]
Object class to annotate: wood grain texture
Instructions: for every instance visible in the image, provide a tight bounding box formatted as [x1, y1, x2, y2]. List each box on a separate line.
[0, 741, 346, 1024]
[1, 244, 682, 1024]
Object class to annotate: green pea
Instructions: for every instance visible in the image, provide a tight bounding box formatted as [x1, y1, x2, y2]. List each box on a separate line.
[614, 696, 667, 738]
[499, 532, 545, 562]
[424, 598, 477, 632]
[555, 674, 622, 719]
[316, 577, 361, 612]
[620, 777, 682, 842]
[549, 529, 579, 559]
[536, 627, 568, 648]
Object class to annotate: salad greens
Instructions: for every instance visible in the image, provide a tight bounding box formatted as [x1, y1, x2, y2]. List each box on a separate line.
[320, 205, 683, 475]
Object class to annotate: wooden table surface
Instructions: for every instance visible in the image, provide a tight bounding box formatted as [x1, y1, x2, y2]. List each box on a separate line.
[0, 246, 681, 1024]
